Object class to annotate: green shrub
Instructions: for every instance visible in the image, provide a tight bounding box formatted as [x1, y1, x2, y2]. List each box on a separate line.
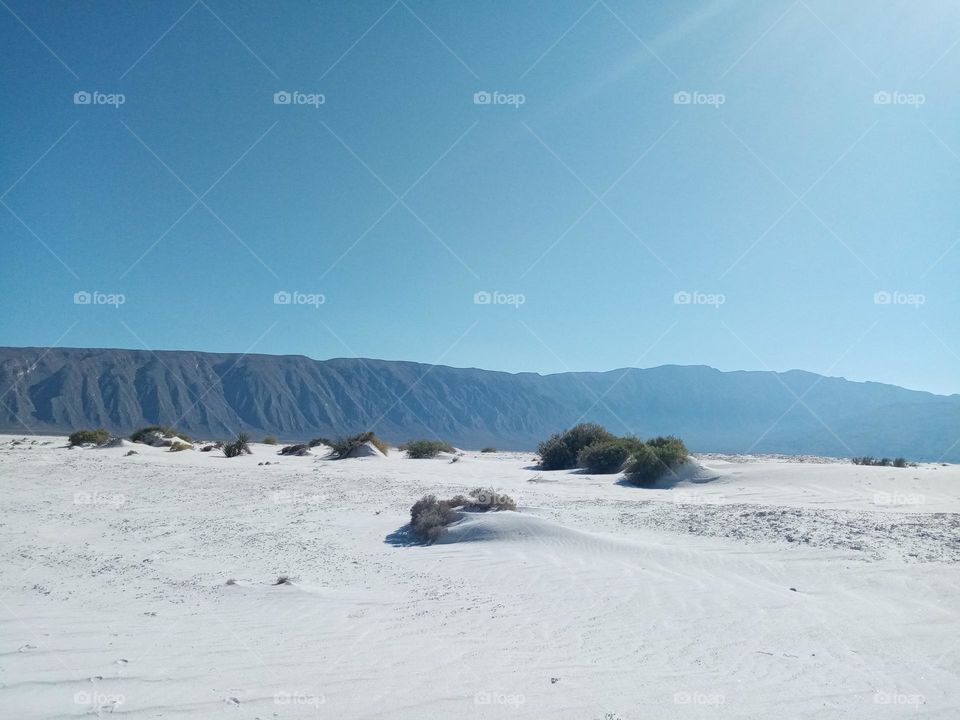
[330, 431, 389, 458]
[403, 439, 456, 459]
[68, 428, 110, 446]
[223, 432, 251, 458]
[480, 447, 497, 453]
[537, 435, 574, 470]
[262, 436, 278, 445]
[537, 423, 615, 470]
[646, 435, 688, 464]
[853, 456, 906, 467]
[577, 437, 645, 474]
[624, 436, 689, 486]
[130, 425, 191, 444]
[623, 443, 660, 485]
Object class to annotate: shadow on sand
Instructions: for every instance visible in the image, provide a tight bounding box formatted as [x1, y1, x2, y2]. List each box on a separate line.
[384, 524, 426, 547]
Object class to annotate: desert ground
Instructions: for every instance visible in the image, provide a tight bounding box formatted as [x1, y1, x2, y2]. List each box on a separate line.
[0, 434, 958, 718]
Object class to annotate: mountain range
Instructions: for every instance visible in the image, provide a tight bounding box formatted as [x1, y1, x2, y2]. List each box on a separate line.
[0, 346, 957, 461]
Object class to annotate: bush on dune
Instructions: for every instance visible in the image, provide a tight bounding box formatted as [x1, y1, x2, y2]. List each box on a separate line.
[409, 488, 517, 542]
[538, 423, 615, 470]
[130, 425, 191, 444]
[308, 437, 331, 448]
[169, 440, 192, 452]
[624, 436, 689, 486]
[536, 423, 691, 485]
[402, 439, 456, 459]
[646, 435, 689, 464]
[480, 447, 497, 453]
[577, 437, 645, 474]
[68, 428, 110, 446]
[262, 436, 278, 445]
[410, 495, 460, 542]
[330, 431, 389, 458]
[279, 443, 310, 456]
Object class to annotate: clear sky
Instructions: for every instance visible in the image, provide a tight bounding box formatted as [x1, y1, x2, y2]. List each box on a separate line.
[2, 1, 958, 394]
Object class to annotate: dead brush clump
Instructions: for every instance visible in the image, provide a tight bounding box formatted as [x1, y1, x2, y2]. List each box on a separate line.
[409, 487, 516, 542]
[330, 431, 389, 458]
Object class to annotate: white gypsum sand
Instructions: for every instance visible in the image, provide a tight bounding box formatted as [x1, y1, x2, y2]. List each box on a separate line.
[0, 435, 958, 718]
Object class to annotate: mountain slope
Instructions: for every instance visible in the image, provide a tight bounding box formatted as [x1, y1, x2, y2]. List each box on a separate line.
[0, 346, 957, 460]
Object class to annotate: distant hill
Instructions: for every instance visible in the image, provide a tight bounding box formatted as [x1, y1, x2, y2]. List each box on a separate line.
[0, 346, 957, 461]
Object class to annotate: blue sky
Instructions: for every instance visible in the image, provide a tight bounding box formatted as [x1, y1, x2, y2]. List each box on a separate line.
[2, 0, 958, 394]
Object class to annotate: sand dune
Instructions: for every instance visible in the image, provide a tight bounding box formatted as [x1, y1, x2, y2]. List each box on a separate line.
[0, 435, 957, 718]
